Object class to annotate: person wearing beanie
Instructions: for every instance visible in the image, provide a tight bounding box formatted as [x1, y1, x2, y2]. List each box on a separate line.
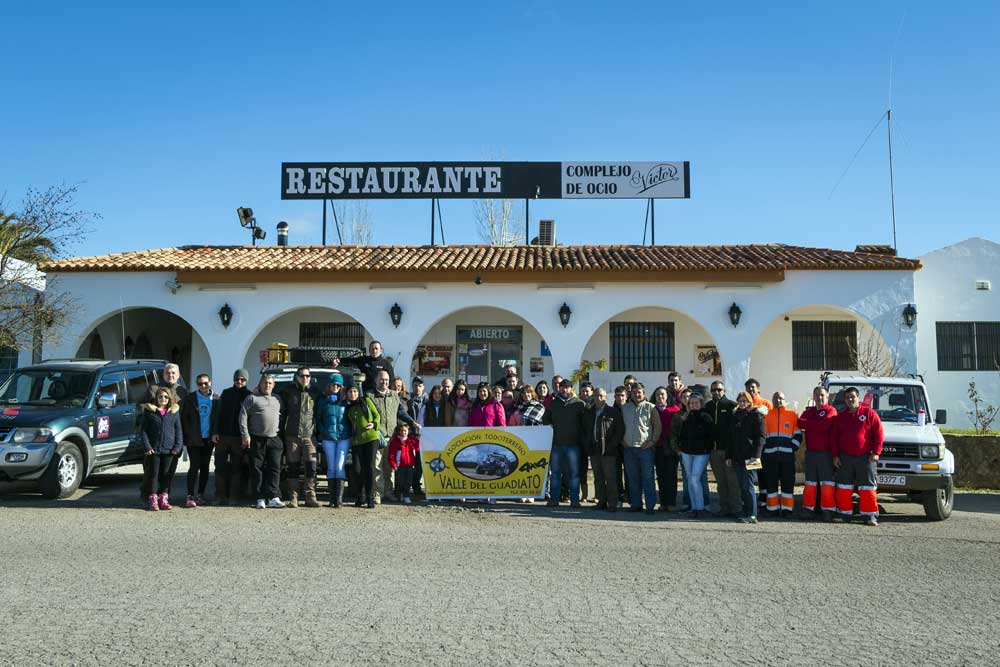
[211, 368, 252, 505]
[316, 374, 351, 508]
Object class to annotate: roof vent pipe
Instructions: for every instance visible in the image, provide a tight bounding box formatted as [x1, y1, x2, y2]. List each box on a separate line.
[277, 221, 289, 246]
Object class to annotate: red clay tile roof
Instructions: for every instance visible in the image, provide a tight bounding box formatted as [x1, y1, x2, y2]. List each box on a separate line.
[39, 244, 921, 274]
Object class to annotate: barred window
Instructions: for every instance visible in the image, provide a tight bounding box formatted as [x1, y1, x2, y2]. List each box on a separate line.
[792, 321, 858, 371]
[609, 322, 674, 372]
[937, 322, 1000, 371]
[299, 322, 365, 349]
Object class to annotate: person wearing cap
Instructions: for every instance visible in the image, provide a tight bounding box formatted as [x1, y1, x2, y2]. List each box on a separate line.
[316, 374, 351, 508]
[542, 378, 587, 508]
[212, 368, 252, 505]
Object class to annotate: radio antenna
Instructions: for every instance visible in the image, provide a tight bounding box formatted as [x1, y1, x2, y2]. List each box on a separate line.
[119, 296, 127, 359]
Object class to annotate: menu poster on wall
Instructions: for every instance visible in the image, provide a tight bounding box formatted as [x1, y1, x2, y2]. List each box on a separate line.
[415, 345, 454, 376]
[694, 345, 722, 377]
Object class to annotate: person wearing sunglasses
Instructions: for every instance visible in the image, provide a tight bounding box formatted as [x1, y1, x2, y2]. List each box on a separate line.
[705, 381, 740, 517]
[180, 374, 219, 508]
[212, 369, 252, 505]
[278, 367, 321, 508]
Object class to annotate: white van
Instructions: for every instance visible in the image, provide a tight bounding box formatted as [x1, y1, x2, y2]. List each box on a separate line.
[826, 377, 955, 520]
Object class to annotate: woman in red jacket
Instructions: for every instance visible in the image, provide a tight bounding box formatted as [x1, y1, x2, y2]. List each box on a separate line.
[469, 382, 506, 427]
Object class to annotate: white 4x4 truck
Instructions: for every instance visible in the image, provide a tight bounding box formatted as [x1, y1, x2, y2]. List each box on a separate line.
[826, 377, 955, 521]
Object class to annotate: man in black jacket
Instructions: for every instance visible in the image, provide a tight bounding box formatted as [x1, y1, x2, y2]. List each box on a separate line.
[279, 367, 322, 508]
[212, 369, 252, 505]
[584, 387, 625, 512]
[705, 381, 741, 517]
[542, 379, 586, 508]
[333, 341, 394, 395]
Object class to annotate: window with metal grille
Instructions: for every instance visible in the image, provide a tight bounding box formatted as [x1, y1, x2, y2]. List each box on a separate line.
[937, 322, 1000, 371]
[299, 322, 365, 349]
[609, 322, 674, 372]
[792, 321, 858, 371]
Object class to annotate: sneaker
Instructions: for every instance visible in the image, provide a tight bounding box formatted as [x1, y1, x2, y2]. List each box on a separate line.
[255, 499, 266, 509]
[570, 501, 582, 508]
[738, 516, 758, 524]
[865, 516, 879, 527]
[545, 500, 559, 508]
[267, 497, 286, 509]
[402, 497, 412, 504]
[185, 496, 198, 509]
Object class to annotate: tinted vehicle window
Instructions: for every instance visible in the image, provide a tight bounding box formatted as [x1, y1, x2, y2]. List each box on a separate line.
[0, 369, 95, 408]
[96, 371, 127, 404]
[126, 370, 149, 404]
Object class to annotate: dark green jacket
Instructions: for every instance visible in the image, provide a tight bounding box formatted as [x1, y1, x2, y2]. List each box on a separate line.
[280, 383, 317, 440]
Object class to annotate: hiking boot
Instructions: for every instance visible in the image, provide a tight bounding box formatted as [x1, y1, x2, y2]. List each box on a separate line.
[304, 482, 320, 508]
[287, 489, 299, 509]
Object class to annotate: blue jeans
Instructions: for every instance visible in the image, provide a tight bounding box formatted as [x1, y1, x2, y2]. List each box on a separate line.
[549, 445, 580, 502]
[321, 438, 350, 480]
[734, 463, 758, 518]
[623, 447, 657, 510]
[681, 459, 711, 507]
[681, 453, 711, 510]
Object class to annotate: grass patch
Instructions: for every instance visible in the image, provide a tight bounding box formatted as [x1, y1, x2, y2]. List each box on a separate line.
[941, 428, 994, 436]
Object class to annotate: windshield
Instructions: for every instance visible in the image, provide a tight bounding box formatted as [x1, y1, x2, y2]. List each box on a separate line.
[830, 384, 930, 423]
[0, 369, 96, 408]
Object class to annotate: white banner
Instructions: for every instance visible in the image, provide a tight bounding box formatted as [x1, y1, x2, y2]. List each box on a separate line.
[561, 161, 689, 199]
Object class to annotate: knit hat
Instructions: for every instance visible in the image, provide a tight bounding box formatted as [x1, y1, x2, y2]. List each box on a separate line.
[233, 368, 249, 381]
[329, 374, 344, 386]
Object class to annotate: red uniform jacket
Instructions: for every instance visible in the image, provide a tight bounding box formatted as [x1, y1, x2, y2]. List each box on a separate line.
[388, 434, 420, 469]
[832, 405, 884, 457]
[798, 405, 838, 452]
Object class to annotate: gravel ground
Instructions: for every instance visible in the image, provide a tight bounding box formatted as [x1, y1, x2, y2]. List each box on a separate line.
[1, 468, 998, 667]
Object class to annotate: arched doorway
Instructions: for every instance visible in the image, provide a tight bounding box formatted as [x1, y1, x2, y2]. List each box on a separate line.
[242, 306, 375, 378]
[749, 304, 893, 410]
[75, 307, 212, 386]
[410, 306, 549, 388]
[580, 306, 722, 392]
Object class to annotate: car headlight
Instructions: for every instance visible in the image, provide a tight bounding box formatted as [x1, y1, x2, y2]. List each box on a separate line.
[12, 428, 53, 443]
[920, 445, 940, 459]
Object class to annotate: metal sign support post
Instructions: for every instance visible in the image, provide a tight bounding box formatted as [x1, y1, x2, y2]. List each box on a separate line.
[430, 197, 436, 246]
[322, 199, 327, 245]
[650, 198, 656, 245]
[525, 197, 529, 244]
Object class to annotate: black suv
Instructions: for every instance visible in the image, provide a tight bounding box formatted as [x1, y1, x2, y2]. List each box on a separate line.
[0, 359, 182, 498]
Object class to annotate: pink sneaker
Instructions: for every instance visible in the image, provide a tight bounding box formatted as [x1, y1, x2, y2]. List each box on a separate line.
[185, 496, 198, 509]
[158, 493, 173, 510]
[147, 494, 159, 511]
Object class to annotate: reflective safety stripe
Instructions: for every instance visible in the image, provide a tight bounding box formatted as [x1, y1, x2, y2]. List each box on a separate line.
[762, 447, 779, 454]
[766, 494, 780, 510]
[820, 481, 835, 487]
[803, 481, 818, 487]
[836, 483, 853, 490]
[858, 485, 876, 491]
[774, 447, 794, 454]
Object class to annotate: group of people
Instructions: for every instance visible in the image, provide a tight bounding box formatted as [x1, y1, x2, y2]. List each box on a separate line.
[138, 341, 885, 526]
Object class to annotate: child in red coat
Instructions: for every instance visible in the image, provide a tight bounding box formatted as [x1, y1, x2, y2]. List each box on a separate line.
[389, 423, 420, 504]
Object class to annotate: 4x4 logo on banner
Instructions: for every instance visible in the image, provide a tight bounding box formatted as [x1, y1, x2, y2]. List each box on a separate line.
[420, 427, 553, 500]
[281, 162, 690, 200]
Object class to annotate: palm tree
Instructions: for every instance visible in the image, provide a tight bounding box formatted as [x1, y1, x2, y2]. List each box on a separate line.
[0, 210, 57, 264]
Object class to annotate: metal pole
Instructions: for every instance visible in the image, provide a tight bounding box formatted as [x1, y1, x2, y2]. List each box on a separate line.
[331, 201, 344, 245]
[887, 108, 898, 251]
[431, 198, 436, 246]
[322, 199, 327, 246]
[525, 198, 529, 244]
[437, 199, 446, 245]
[650, 199, 655, 245]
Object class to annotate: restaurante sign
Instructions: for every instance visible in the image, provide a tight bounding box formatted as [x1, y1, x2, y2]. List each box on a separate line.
[281, 161, 690, 200]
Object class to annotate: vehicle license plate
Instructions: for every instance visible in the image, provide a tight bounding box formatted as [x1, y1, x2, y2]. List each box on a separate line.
[877, 474, 906, 486]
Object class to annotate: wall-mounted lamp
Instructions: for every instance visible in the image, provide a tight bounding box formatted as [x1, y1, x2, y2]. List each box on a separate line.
[389, 302, 403, 328]
[902, 303, 918, 328]
[218, 303, 233, 329]
[558, 302, 572, 328]
[728, 302, 742, 327]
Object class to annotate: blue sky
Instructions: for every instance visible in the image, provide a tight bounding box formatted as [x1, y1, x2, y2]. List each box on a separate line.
[2, 1, 997, 259]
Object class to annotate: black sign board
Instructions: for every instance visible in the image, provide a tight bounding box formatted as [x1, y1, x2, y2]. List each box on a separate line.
[281, 162, 690, 200]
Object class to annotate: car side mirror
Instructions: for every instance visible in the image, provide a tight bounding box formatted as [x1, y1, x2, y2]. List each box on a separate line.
[97, 392, 117, 409]
[935, 409, 947, 425]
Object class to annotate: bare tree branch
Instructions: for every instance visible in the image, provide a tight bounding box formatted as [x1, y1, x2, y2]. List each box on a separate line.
[334, 201, 374, 245]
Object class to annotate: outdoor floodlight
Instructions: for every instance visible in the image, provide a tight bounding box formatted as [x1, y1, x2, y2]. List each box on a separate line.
[237, 207, 255, 228]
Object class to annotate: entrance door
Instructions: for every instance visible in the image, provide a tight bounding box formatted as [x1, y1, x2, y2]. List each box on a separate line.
[456, 326, 522, 386]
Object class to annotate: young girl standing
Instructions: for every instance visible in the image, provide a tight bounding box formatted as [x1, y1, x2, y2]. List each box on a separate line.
[449, 380, 472, 426]
[388, 423, 420, 504]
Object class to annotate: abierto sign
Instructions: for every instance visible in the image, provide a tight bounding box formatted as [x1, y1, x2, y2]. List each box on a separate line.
[281, 161, 689, 200]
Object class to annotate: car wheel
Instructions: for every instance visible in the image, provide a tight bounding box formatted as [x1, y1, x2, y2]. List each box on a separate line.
[39, 441, 84, 499]
[922, 476, 954, 521]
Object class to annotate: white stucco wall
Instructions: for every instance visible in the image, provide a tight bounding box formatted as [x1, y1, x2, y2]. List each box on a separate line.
[42, 268, 918, 401]
[749, 305, 893, 410]
[917, 238, 1000, 429]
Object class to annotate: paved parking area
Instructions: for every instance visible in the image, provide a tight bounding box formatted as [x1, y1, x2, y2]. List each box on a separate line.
[1, 469, 998, 666]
